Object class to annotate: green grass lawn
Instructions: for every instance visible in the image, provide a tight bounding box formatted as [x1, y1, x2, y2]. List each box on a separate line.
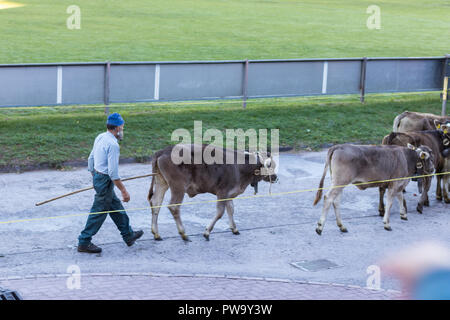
[0, 1, 448, 170]
[0, 93, 446, 169]
[0, 0, 449, 64]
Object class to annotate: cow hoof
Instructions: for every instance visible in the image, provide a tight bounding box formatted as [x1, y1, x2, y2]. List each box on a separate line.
[436, 196, 443, 201]
[401, 216, 408, 221]
[154, 236, 163, 241]
[232, 230, 240, 235]
[444, 198, 450, 204]
[340, 227, 348, 233]
[416, 205, 423, 214]
[378, 210, 385, 217]
[181, 234, 190, 242]
[203, 233, 210, 241]
[384, 225, 392, 231]
[315, 228, 322, 236]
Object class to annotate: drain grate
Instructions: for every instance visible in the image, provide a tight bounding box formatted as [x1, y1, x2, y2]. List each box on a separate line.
[290, 259, 339, 272]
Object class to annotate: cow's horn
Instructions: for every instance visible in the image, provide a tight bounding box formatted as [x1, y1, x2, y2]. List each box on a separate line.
[264, 158, 271, 168]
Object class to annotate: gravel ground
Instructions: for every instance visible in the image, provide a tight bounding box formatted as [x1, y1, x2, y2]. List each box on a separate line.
[1, 150, 449, 292]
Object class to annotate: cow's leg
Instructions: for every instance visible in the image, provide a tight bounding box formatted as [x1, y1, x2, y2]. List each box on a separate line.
[204, 201, 226, 240]
[417, 177, 431, 213]
[316, 187, 341, 235]
[225, 200, 239, 235]
[378, 187, 386, 216]
[436, 175, 443, 201]
[444, 178, 450, 204]
[397, 192, 407, 221]
[403, 196, 408, 214]
[443, 166, 450, 203]
[383, 187, 395, 231]
[149, 176, 169, 241]
[167, 188, 189, 241]
[332, 192, 347, 233]
[424, 177, 430, 207]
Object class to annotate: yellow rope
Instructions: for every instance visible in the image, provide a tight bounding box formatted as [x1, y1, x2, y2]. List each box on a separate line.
[1, 171, 449, 225]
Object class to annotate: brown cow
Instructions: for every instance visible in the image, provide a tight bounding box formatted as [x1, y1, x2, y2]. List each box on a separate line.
[313, 144, 434, 234]
[393, 111, 450, 133]
[147, 144, 277, 241]
[380, 130, 444, 212]
[434, 120, 450, 203]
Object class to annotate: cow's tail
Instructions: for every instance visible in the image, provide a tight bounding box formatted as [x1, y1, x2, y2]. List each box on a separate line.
[313, 147, 335, 206]
[147, 156, 159, 202]
[393, 111, 409, 132]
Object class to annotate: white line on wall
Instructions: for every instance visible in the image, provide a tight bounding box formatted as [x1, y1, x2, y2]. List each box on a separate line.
[57, 66, 63, 104]
[154, 64, 160, 100]
[322, 61, 328, 94]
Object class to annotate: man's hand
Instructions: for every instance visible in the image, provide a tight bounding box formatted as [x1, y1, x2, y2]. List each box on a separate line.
[121, 189, 130, 202]
[113, 179, 130, 202]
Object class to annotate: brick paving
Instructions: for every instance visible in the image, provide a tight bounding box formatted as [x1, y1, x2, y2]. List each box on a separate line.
[0, 274, 402, 300]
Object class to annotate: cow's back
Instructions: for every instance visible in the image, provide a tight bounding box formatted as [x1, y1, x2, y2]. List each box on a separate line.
[394, 111, 450, 133]
[330, 144, 412, 183]
[383, 131, 442, 171]
[152, 144, 256, 197]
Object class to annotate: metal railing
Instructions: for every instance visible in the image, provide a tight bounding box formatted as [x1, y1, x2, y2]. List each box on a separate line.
[0, 56, 448, 111]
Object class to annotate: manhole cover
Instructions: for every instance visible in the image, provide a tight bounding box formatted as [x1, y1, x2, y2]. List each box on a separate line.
[290, 259, 339, 272]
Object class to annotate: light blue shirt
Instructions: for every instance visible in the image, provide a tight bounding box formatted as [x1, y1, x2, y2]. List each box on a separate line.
[87, 131, 121, 180]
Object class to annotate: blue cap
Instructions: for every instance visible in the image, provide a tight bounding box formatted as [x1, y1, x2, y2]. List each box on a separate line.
[106, 113, 124, 126]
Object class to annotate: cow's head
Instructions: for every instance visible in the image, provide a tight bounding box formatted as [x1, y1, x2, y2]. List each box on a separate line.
[434, 120, 450, 147]
[407, 143, 435, 175]
[255, 151, 278, 183]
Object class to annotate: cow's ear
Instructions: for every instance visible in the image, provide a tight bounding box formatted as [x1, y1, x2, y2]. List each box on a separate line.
[434, 120, 442, 130]
[407, 143, 416, 150]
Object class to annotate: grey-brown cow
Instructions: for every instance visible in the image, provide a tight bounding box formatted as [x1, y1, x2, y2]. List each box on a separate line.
[380, 130, 443, 212]
[313, 144, 434, 234]
[435, 121, 450, 203]
[147, 144, 277, 241]
[393, 111, 450, 133]
[392, 112, 450, 203]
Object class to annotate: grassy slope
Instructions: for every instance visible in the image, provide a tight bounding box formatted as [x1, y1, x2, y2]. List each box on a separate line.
[0, 1, 448, 168]
[0, 93, 446, 167]
[0, 0, 449, 63]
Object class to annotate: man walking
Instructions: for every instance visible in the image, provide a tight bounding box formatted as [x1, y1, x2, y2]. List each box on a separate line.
[78, 113, 143, 253]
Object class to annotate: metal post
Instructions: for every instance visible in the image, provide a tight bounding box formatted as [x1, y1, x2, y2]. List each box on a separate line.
[104, 61, 111, 115]
[242, 59, 249, 108]
[442, 76, 448, 116]
[441, 55, 449, 116]
[359, 57, 367, 103]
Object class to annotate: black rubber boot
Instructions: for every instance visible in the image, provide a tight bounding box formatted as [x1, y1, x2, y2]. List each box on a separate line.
[126, 230, 144, 247]
[77, 243, 102, 253]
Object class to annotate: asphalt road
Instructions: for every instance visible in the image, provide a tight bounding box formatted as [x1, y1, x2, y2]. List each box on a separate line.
[1, 150, 449, 291]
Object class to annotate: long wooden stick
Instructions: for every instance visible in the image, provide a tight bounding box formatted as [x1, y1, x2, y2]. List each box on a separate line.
[35, 173, 156, 206]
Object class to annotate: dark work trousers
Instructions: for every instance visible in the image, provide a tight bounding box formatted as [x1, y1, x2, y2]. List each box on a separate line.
[78, 171, 133, 246]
